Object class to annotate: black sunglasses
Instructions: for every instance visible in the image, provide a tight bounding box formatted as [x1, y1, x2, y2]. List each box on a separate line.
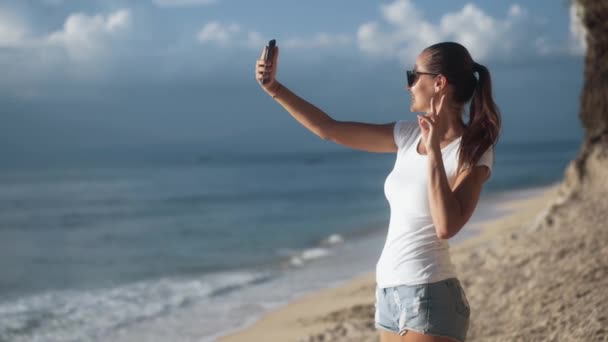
[406, 69, 439, 87]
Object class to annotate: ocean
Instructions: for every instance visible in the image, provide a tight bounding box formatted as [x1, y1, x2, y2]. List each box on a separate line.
[0, 138, 580, 341]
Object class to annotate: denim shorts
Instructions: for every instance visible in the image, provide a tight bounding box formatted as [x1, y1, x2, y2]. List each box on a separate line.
[374, 277, 470, 342]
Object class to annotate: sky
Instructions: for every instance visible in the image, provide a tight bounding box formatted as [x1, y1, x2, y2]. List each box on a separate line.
[0, 0, 588, 165]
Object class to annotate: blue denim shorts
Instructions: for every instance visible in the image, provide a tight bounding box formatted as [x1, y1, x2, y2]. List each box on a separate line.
[374, 277, 470, 342]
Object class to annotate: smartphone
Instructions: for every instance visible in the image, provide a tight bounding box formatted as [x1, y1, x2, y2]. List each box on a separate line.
[262, 39, 276, 84]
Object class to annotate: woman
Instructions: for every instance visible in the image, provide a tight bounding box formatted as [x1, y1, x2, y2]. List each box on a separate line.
[255, 41, 501, 342]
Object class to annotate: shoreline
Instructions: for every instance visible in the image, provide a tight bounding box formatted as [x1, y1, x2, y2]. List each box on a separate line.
[217, 182, 561, 342]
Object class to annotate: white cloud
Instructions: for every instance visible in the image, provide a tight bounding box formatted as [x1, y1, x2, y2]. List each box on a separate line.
[245, 31, 266, 49]
[153, 0, 217, 8]
[196, 20, 352, 50]
[0, 9, 28, 48]
[197, 21, 241, 46]
[439, 4, 527, 60]
[282, 33, 352, 49]
[0, 7, 131, 57]
[381, 0, 424, 28]
[196, 21, 265, 48]
[568, 1, 587, 55]
[527, 1, 587, 58]
[357, 0, 543, 63]
[0, 8, 131, 84]
[46, 9, 131, 61]
[0, 8, 130, 77]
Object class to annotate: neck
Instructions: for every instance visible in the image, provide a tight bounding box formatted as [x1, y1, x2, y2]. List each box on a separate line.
[442, 108, 466, 141]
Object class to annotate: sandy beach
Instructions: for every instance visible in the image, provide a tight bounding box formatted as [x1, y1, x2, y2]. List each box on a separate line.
[218, 180, 608, 342]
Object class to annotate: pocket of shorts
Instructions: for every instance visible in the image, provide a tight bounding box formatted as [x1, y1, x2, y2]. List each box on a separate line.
[444, 279, 470, 318]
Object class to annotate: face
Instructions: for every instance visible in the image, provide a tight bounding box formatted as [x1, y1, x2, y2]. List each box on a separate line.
[406, 54, 439, 114]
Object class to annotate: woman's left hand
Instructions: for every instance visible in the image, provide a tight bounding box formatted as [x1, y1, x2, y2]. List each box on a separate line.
[417, 94, 448, 154]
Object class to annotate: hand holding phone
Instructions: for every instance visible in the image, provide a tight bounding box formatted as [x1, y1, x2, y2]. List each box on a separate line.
[262, 39, 276, 85]
[256, 39, 280, 97]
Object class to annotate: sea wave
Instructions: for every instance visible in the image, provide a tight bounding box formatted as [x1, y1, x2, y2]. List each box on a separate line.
[0, 270, 273, 342]
[277, 233, 345, 267]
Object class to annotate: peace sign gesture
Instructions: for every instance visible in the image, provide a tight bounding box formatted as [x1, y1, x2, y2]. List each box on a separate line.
[417, 94, 449, 153]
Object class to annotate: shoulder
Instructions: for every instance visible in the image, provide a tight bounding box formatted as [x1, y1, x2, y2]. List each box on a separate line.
[471, 144, 495, 181]
[478, 144, 494, 165]
[454, 143, 495, 183]
[393, 120, 420, 150]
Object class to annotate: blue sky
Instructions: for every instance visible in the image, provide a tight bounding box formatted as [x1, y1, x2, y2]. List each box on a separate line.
[0, 0, 587, 164]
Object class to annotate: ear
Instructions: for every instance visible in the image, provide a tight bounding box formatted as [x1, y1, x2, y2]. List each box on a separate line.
[434, 74, 448, 93]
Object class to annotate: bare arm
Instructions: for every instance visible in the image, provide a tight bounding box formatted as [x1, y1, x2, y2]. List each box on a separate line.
[255, 46, 397, 153]
[427, 145, 490, 240]
[271, 82, 398, 153]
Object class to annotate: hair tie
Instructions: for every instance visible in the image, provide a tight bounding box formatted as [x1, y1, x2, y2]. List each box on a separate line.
[472, 62, 482, 73]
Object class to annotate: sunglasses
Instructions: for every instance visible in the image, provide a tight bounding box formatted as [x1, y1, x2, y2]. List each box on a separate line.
[406, 69, 439, 87]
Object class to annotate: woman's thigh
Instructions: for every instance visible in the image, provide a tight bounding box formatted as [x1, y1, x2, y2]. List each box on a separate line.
[380, 330, 460, 342]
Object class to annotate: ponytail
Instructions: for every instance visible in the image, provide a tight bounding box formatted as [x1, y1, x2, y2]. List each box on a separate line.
[456, 62, 502, 176]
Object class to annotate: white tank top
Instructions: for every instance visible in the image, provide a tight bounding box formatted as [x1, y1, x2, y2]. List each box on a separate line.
[376, 119, 494, 288]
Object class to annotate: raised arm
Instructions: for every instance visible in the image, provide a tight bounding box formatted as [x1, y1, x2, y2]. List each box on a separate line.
[255, 45, 397, 153]
[272, 83, 397, 153]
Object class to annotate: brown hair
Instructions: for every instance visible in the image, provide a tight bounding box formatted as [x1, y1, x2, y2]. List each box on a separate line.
[422, 42, 502, 177]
